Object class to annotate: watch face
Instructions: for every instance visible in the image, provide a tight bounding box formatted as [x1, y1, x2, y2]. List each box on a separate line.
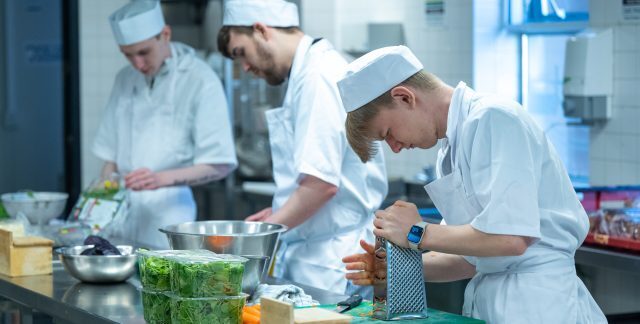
[407, 225, 424, 244]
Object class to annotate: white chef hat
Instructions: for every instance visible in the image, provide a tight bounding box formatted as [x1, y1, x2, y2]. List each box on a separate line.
[337, 46, 424, 113]
[223, 0, 299, 27]
[109, 0, 166, 46]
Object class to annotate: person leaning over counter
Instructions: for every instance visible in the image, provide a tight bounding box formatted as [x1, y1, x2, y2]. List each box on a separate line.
[92, 0, 237, 248]
[216, 0, 388, 296]
[338, 46, 607, 323]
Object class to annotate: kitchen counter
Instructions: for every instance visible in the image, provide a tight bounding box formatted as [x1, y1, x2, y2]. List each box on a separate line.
[0, 260, 346, 324]
[0, 259, 482, 323]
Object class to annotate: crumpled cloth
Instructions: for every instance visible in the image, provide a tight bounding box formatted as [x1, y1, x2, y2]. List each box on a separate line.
[249, 284, 319, 307]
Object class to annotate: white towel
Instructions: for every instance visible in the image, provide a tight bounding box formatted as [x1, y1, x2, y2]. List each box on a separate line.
[250, 284, 319, 307]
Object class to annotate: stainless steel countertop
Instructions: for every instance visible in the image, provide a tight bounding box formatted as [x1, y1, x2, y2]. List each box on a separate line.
[0, 260, 347, 324]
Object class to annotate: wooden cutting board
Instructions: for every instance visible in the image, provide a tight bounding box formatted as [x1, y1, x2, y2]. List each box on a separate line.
[294, 308, 351, 323]
[261, 297, 351, 324]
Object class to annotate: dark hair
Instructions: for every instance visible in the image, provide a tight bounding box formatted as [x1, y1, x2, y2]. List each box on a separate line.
[217, 25, 301, 58]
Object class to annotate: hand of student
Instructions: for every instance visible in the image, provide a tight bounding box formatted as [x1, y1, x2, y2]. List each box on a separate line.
[245, 207, 273, 222]
[343, 240, 378, 285]
[373, 200, 422, 248]
[125, 168, 166, 191]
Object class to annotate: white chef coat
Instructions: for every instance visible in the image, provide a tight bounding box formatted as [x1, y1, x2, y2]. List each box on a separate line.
[425, 82, 606, 323]
[92, 42, 237, 248]
[267, 35, 388, 294]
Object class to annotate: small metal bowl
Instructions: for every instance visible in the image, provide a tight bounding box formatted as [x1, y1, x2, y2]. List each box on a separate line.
[57, 245, 137, 283]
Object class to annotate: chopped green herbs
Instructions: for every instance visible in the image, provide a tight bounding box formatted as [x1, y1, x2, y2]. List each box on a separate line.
[141, 290, 171, 324]
[169, 255, 246, 297]
[170, 294, 245, 324]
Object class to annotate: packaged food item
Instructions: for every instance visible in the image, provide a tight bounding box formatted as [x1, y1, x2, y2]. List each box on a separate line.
[169, 254, 247, 297]
[594, 208, 640, 240]
[141, 289, 171, 324]
[137, 249, 218, 291]
[67, 174, 128, 236]
[169, 293, 246, 324]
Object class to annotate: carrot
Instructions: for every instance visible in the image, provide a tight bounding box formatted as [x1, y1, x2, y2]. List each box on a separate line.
[242, 311, 260, 324]
[245, 307, 260, 316]
[243, 305, 261, 324]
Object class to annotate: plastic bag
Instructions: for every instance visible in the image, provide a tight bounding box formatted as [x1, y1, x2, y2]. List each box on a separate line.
[67, 173, 129, 240]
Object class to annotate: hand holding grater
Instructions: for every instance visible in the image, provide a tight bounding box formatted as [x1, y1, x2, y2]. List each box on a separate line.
[373, 236, 428, 320]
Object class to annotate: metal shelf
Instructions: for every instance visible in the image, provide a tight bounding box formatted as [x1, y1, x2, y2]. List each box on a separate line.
[575, 245, 640, 273]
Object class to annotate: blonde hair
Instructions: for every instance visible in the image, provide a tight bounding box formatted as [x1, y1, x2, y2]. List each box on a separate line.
[346, 70, 441, 162]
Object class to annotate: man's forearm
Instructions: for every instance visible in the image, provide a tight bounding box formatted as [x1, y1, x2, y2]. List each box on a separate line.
[159, 164, 234, 187]
[268, 175, 338, 229]
[420, 224, 531, 257]
[422, 251, 476, 282]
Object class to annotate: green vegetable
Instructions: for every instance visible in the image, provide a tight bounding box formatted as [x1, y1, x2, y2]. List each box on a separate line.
[83, 187, 120, 200]
[137, 249, 221, 292]
[0, 202, 8, 219]
[170, 294, 245, 324]
[141, 290, 171, 324]
[170, 255, 246, 297]
[138, 250, 176, 291]
[25, 190, 35, 198]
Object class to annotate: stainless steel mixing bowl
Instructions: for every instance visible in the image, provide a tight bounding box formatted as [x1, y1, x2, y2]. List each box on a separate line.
[57, 245, 137, 283]
[160, 220, 287, 255]
[241, 255, 270, 296]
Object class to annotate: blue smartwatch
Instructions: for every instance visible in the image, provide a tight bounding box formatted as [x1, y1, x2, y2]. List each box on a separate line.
[407, 221, 428, 250]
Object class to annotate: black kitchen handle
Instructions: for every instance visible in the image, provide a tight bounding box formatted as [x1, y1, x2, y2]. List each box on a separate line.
[337, 294, 363, 309]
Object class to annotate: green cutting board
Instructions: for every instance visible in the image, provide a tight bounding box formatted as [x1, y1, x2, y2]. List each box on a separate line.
[297, 301, 484, 323]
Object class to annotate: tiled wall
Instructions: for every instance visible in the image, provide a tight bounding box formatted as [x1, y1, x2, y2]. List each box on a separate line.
[301, 0, 474, 181]
[589, 0, 640, 186]
[79, 0, 128, 188]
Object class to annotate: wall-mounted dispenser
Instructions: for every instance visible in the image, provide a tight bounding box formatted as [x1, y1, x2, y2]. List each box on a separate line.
[563, 28, 613, 123]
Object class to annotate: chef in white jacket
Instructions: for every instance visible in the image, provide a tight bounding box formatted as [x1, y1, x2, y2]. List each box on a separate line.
[339, 46, 606, 323]
[93, 0, 237, 248]
[217, 0, 388, 295]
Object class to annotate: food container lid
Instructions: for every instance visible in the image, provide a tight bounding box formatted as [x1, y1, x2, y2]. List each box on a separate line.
[165, 291, 249, 301]
[136, 249, 218, 258]
[166, 253, 248, 265]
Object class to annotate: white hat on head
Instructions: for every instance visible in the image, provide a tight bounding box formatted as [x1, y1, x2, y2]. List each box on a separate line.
[109, 0, 165, 46]
[223, 0, 299, 27]
[337, 46, 423, 113]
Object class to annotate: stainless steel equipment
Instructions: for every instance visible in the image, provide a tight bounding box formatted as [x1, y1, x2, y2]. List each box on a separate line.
[373, 236, 428, 320]
[62, 281, 139, 318]
[241, 255, 270, 296]
[160, 221, 286, 261]
[57, 245, 137, 283]
[160, 221, 287, 257]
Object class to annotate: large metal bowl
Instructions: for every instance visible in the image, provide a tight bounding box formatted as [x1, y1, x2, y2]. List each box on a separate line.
[160, 221, 286, 277]
[160, 221, 287, 255]
[241, 255, 270, 296]
[1, 192, 68, 224]
[57, 245, 137, 283]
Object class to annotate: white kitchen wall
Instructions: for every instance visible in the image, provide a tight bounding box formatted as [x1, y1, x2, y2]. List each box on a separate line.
[79, 0, 128, 189]
[472, 0, 519, 100]
[301, 0, 474, 181]
[589, 0, 640, 186]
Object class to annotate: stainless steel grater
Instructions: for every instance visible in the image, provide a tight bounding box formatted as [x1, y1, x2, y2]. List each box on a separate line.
[373, 236, 428, 320]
